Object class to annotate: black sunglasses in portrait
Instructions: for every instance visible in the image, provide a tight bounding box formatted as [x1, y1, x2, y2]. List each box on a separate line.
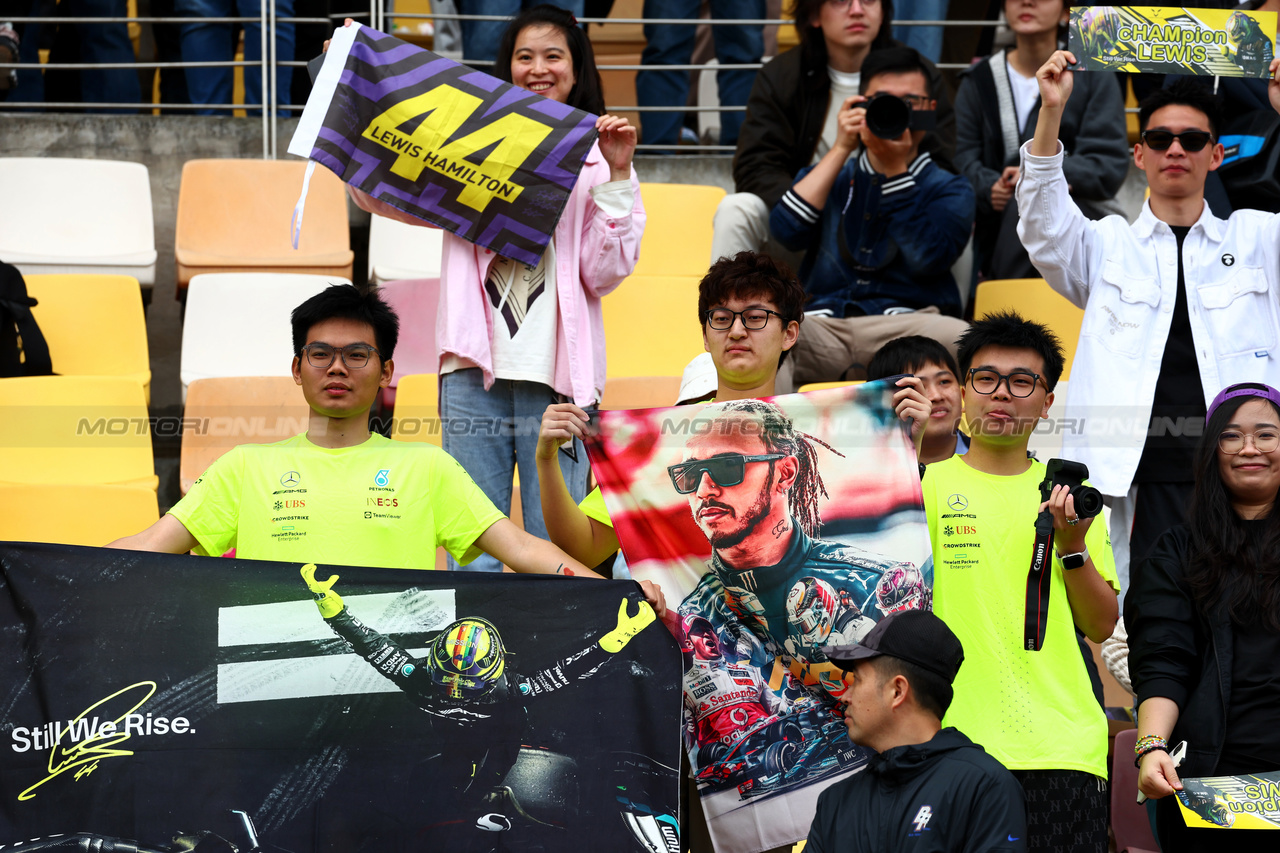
[1140, 129, 1214, 152]
[667, 454, 785, 494]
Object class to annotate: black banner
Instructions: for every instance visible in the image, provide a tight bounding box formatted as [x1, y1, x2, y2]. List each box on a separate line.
[0, 543, 682, 852]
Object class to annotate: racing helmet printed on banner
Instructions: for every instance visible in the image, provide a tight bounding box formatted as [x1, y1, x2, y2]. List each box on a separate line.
[428, 617, 508, 701]
[785, 576, 838, 645]
[874, 563, 931, 615]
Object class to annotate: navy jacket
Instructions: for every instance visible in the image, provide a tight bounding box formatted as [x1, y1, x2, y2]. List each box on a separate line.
[770, 151, 974, 317]
[806, 727, 1026, 853]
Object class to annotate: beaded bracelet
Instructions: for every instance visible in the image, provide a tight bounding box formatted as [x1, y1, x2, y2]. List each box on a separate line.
[1134, 735, 1169, 767]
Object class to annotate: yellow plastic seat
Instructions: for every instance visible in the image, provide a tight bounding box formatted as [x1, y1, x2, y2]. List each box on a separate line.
[390, 373, 442, 448]
[601, 376, 684, 410]
[798, 381, 865, 393]
[972, 278, 1084, 380]
[174, 159, 354, 297]
[0, 483, 158, 546]
[0, 375, 157, 490]
[180, 376, 311, 494]
[632, 183, 726, 277]
[603, 275, 704, 377]
[25, 274, 151, 403]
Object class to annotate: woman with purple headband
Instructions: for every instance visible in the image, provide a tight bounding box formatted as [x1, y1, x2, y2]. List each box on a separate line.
[1127, 381, 1280, 852]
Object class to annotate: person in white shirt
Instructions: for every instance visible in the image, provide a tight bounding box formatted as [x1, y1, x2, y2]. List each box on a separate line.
[1018, 50, 1280, 596]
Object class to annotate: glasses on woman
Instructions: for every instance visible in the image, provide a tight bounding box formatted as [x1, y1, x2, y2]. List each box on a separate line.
[302, 343, 381, 370]
[825, 0, 882, 8]
[1140, 130, 1214, 152]
[967, 368, 1042, 398]
[1218, 429, 1280, 455]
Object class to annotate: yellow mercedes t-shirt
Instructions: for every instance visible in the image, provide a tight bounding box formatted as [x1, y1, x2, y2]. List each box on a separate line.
[170, 433, 505, 568]
[923, 454, 1119, 778]
[579, 486, 613, 528]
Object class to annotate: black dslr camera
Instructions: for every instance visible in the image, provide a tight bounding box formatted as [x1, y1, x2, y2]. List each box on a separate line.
[864, 93, 937, 139]
[1038, 459, 1104, 519]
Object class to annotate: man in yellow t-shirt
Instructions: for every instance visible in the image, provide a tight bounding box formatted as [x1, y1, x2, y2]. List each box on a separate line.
[922, 311, 1119, 853]
[107, 285, 613, 581]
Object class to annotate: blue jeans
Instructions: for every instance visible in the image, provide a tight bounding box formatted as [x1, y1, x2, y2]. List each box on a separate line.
[457, 0, 586, 64]
[175, 0, 294, 115]
[635, 0, 764, 146]
[892, 0, 949, 63]
[12, 0, 141, 110]
[440, 369, 590, 573]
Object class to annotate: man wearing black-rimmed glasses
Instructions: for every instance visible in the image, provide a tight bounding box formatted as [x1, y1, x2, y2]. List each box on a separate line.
[1019, 51, 1280, 595]
[922, 311, 1118, 853]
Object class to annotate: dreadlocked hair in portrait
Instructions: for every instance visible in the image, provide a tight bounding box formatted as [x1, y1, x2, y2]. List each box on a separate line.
[708, 399, 845, 539]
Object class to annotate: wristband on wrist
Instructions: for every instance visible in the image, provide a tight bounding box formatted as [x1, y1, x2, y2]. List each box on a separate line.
[1134, 734, 1169, 767]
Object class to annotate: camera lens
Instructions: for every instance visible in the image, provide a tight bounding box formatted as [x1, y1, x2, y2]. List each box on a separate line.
[1069, 485, 1105, 519]
[865, 94, 911, 140]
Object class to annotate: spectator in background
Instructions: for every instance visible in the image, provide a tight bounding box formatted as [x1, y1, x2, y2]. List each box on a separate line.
[868, 335, 968, 465]
[892, 0, 946, 63]
[955, 0, 1127, 282]
[634, 0, 765, 148]
[458, 0, 584, 64]
[176, 0, 294, 115]
[0, 15, 18, 99]
[923, 312, 1118, 853]
[1019, 55, 1280, 597]
[768, 47, 971, 389]
[346, 5, 644, 573]
[1127, 382, 1280, 852]
[712, 0, 956, 265]
[10, 0, 141, 110]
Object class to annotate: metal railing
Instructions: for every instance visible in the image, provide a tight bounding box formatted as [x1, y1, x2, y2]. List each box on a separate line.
[0, 7, 1035, 155]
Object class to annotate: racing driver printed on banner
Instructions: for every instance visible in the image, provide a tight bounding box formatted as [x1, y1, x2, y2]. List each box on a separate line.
[670, 399, 930, 798]
[299, 565, 678, 853]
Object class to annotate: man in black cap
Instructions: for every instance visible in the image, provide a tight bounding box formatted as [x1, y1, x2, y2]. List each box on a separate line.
[806, 610, 1027, 853]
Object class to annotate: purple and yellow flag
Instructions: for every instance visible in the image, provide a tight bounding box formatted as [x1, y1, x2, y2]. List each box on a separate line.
[289, 23, 598, 265]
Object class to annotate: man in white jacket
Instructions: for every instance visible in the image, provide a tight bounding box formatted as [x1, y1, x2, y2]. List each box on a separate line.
[1017, 51, 1280, 595]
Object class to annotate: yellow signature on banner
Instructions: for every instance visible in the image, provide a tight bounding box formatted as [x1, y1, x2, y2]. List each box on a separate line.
[362, 83, 554, 212]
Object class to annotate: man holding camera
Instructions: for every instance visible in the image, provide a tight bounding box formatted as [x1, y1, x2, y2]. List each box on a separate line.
[921, 311, 1118, 853]
[768, 47, 973, 388]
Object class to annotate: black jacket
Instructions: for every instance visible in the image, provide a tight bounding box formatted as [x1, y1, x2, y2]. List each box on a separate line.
[732, 43, 956, 210]
[805, 727, 1026, 853]
[1126, 525, 1235, 778]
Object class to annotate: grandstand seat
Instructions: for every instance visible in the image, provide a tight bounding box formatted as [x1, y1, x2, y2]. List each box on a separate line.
[798, 381, 863, 393]
[375, 278, 440, 410]
[174, 159, 353, 297]
[602, 275, 704, 377]
[600, 376, 683, 410]
[972, 278, 1084, 380]
[25, 274, 151, 403]
[180, 376, 311, 494]
[180, 273, 344, 401]
[632, 184, 726, 277]
[368, 214, 444, 284]
[0, 375, 157, 490]
[0, 157, 157, 293]
[1111, 728, 1159, 853]
[389, 373, 442, 448]
[0, 484, 158, 546]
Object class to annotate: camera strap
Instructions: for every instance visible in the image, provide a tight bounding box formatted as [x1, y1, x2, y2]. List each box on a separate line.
[1024, 510, 1055, 651]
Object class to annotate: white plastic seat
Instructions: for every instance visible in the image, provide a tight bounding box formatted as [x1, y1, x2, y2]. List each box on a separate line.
[0, 157, 157, 289]
[180, 273, 348, 402]
[368, 213, 444, 285]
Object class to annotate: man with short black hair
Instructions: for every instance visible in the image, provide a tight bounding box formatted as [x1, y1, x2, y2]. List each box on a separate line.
[923, 311, 1118, 853]
[807, 609, 1027, 853]
[768, 46, 972, 388]
[1020, 53, 1280, 590]
[868, 335, 968, 464]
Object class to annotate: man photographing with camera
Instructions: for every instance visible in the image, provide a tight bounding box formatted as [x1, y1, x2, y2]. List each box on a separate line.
[768, 46, 972, 387]
[921, 312, 1118, 853]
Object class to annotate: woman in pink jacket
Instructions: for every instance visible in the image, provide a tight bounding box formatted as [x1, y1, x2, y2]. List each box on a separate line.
[350, 4, 645, 571]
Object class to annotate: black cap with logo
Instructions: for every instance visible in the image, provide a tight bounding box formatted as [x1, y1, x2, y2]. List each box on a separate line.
[824, 609, 964, 684]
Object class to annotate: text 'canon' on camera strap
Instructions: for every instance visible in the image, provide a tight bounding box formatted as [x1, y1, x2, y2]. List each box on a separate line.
[1024, 511, 1055, 651]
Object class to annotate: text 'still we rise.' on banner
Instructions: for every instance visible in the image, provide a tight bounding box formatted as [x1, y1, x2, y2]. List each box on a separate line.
[289, 23, 598, 266]
[1069, 6, 1278, 78]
